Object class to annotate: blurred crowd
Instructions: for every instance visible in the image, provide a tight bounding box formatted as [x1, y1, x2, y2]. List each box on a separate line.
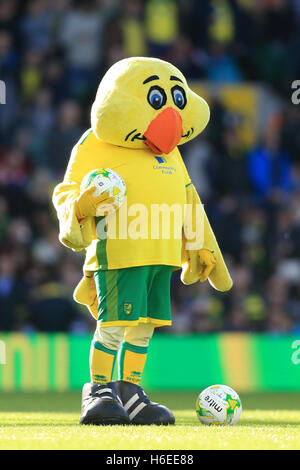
[0, 0, 300, 334]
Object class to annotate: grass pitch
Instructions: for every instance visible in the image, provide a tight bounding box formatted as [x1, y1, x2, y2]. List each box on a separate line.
[0, 391, 300, 450]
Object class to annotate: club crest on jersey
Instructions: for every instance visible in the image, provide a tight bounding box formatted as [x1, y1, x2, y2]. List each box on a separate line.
[123, 303, 133, 315]
[155, 156, 167, 164]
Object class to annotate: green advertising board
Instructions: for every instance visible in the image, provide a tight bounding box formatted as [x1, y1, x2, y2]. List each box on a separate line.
[0, 333, 299, 392]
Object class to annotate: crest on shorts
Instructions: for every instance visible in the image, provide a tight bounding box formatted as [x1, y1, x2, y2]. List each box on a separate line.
[123, 303, 132, 315]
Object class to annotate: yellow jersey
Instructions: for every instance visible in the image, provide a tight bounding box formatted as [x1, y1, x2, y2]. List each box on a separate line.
[60, 129, 191, 271]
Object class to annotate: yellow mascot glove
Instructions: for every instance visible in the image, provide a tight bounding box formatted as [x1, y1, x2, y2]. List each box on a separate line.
[75, 186, 115, 221]
[198, 248, 216, 282]
[181, 183, 232, 291]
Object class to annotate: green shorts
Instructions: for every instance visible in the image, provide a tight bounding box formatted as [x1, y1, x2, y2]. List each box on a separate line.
[94, 265, 173, 328]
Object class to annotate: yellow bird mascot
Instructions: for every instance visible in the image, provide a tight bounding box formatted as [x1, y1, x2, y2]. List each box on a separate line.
[53, 57, 232, 426]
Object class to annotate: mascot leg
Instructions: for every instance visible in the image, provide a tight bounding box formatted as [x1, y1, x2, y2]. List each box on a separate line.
[80, 326, 130, 425]
[117, 323, 175, 425]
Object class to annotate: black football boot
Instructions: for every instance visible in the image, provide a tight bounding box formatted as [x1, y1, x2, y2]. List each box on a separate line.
[79, 382, 130, 425]
[117, 380, 175, 425]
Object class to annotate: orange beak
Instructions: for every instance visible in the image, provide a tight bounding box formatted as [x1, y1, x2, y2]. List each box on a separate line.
[144, 107, 182, 155]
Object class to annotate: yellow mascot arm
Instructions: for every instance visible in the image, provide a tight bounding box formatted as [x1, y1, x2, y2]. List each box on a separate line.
[181, 183, 233, 291]
[73, 271, 98, 320]
[52, 180, 94, 251]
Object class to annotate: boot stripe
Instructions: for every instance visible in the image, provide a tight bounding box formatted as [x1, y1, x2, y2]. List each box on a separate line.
[124, 393, 139, 411]
[129, 402, 147, 420]
[117, 395, 123, 404]
[100, 396, 113, 400]
[96, 388, 112, 395]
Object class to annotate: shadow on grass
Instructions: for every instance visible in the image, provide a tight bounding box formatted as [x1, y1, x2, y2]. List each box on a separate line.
[0, 422, 80, 427]
[2, 420, 299, 429]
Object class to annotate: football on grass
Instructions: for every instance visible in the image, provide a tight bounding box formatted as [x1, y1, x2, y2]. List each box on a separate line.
[196, 384, 242, 425]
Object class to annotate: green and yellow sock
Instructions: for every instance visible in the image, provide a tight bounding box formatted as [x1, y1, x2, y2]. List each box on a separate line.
[90, 341, 117, 384]
[118, 341, 148, 385]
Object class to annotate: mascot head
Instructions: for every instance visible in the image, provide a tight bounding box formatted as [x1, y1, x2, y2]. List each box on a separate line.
[91, 57, 210, 155]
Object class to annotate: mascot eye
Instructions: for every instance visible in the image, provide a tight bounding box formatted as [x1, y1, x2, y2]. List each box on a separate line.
[147, 86, 166, 110]
[171, 86, 186, 109]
